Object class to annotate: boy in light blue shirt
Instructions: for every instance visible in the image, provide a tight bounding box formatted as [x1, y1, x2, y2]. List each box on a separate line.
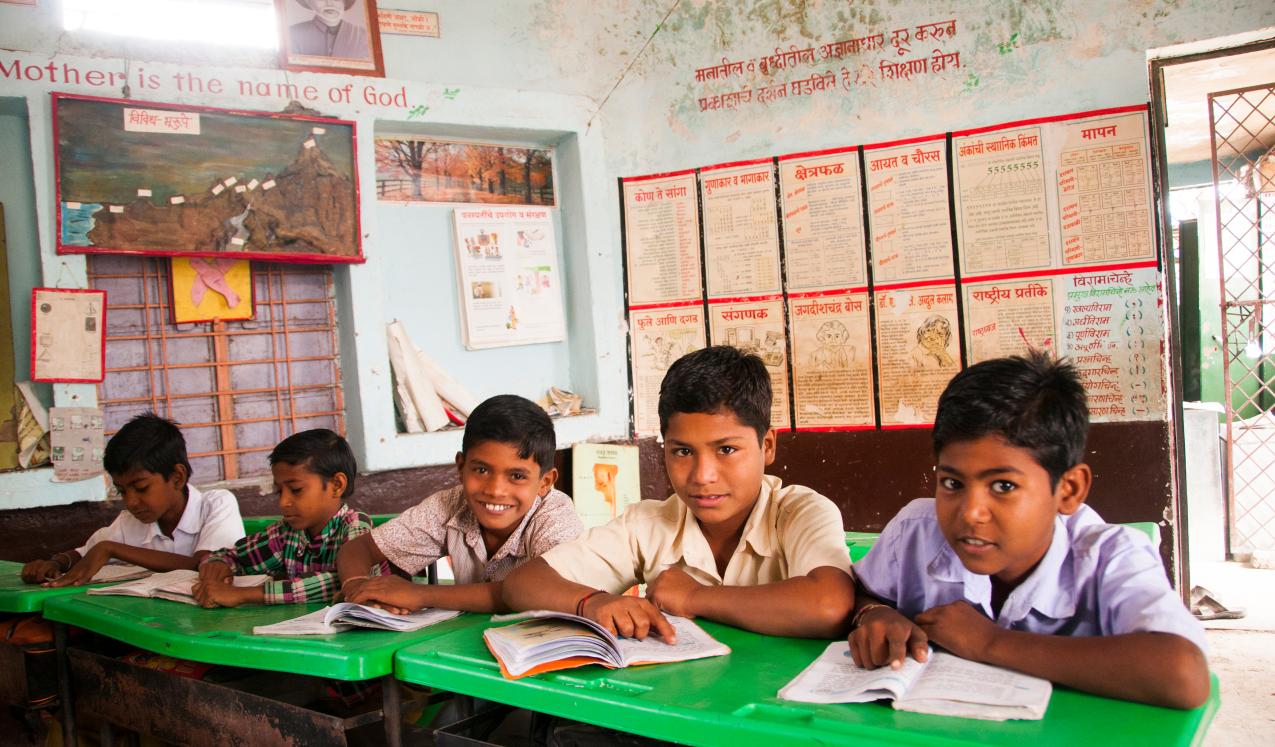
[851, 352, 1208, 709]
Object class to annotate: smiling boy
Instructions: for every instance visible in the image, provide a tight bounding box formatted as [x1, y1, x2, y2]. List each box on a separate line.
[503, 346, 855, 640]
[337, 395, 582, 613]
[850, 352, 1209, 709]
[194, 429, 386, 607]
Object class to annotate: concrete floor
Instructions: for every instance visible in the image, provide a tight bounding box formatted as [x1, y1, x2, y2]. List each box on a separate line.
[1194, 561, 1275, 747]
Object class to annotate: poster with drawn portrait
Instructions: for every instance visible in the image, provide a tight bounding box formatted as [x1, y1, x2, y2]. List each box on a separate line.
[788, 291, 875, 430]
[707, 296, 790, 431]
[875, 285, 962, 426]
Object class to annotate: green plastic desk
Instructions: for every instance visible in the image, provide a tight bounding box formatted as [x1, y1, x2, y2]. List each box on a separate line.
[242, 513, 397, 535]
[394, 619, 1218, 747]
[42, 593, 476, 681]
[0, 560, 119, 614]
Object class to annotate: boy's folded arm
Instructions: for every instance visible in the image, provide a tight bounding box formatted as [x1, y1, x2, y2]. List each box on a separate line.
[350, 575, 505, 613]
[93, 542, 200, 572]
[685, 566, 856, 638]
[501, 556, 598, 613]
[265, 570, 341, 605]
[930, 611, 1210, 709]
[336, 533, 388, 590]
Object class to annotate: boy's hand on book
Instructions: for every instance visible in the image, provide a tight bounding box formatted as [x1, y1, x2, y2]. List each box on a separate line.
[198, 561, 233, 586]
[193, 579, 249, 608]
[22, 559, 62, 585]
[584, 593, 678, 643]
[344, 576, 420, 615]
[646, 567, 702, 618]
[848, 605, 928, 670]
[915, 601, 998, 662]
[48, 544, 112, 588]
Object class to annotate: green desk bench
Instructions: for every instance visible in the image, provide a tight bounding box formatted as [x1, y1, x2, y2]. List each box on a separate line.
[395, 617, 1218, 747]
[42, 594, 475, 747]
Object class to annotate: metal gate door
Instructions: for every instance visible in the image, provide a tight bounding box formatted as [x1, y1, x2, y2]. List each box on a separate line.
[1209, 82, 1275, 555]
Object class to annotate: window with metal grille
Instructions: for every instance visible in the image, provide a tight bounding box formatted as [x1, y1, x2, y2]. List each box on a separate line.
[87, 255, 345, 483]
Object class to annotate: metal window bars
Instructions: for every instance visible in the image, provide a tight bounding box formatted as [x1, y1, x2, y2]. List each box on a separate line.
[1209, 82, 1275, 555]
[87, 255, 345, 483]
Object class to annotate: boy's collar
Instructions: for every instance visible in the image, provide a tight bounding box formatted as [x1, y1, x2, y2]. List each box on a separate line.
[171, 483, 204, 536]
[308, 503, 350, 539]
[677, 475, 779, 567]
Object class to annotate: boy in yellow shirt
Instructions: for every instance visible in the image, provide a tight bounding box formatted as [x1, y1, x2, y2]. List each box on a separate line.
[504, 345, 855, 639]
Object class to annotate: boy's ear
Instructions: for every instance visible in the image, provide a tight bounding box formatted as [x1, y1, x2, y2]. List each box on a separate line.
[537, 467, 559, 497]
[168, 463, 189, 491]
[454, 451, 466, 473]
[328, 471, 349, 500]
[1055, 463, 1092, 515]
[761, 428, 777, 467]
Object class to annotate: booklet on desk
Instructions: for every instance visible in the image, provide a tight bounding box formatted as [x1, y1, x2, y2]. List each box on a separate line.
[779, 641, 1051, 721]
[252, 603, 463, 636]
[86, 569, 269, 605]
[483, 610, 730, 680]
[88, 563, 152, 584]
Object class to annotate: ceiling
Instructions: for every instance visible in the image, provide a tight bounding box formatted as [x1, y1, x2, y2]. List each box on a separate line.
[1162, 47, 1275, 165]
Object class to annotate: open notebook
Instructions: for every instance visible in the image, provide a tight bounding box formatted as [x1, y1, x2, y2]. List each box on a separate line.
[252, 603, 462, 636]
[86, 569, 269, 605]
[779, 641, 1051, 721]
[483, 610, 729, 680]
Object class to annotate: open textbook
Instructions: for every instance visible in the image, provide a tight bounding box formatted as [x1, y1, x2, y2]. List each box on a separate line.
[86, 569, 269, 605]
[779, 642, 1051, 721]
[483, 610, 730, 680]
[252, 603, 462, 636]
[88, 563, 152, 584]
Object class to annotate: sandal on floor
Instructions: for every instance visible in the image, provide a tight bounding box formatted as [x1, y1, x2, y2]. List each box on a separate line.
[1189, 585, 1246, 620]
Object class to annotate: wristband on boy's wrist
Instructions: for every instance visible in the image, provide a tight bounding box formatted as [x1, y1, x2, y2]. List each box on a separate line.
[851, 602, 892, 629]
[575, 589, 608, 617]
[52, 552, 73, 572]
[341, 575, 369, 591]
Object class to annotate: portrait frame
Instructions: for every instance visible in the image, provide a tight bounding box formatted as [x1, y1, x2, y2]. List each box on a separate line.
[274, 0, 386, 78]
[54, 93, 364, 265]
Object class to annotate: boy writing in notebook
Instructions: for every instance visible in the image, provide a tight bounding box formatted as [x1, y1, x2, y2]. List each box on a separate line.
[850, 352, 1209, 708]
[338, 394, 582, 613]
[503, 345, 855, 640]
[193, 429, 386, 606]
[21, 413, 243, 586]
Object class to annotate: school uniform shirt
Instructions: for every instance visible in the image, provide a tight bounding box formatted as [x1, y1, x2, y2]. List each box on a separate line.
[204, 504, 386, 604]
[76, 484, 244, 558]
[854, 498, 1207, 652]
[370, 486, 583, 584]
[542, 475, 853, 594]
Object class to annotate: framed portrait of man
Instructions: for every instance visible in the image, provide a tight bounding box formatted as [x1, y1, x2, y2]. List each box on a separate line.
[275, 0, 385, 77]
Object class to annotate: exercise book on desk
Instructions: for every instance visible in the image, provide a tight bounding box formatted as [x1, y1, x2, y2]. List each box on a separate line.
[86, 569, 269, 605]
[86, 562, 152, 584]
[484, 610, 729, 679]
[252, 603, 462, 635]
[779, 641, 1051, 721]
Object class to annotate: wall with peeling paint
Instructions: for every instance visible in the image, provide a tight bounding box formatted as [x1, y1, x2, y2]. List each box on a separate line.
[1, 0, 1274, 518]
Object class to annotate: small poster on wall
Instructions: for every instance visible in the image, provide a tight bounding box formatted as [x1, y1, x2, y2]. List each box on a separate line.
[31, 288, 106, 383]
[571, 443, 641, 530]
[169, 258, 255, 324]
[452, 207, 565, 350]
[49, 407, 105, 482]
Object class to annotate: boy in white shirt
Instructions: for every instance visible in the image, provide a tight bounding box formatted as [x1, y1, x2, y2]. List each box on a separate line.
[22, 413, 243, 586]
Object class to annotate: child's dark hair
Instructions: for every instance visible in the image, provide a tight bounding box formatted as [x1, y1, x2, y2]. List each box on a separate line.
[932, 351, 1089, 487]
[269, 429, 357, 497]
[103, 412, 192, 482]
[657, 345, 771, 440]
[462, 395, 556, 473]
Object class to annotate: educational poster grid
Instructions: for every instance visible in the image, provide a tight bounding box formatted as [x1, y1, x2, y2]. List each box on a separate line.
[621, 171, 706, 437]
[620, 104, 1165, 434]
[700, 159, 791, 431]
[779, 148, 876, 431]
